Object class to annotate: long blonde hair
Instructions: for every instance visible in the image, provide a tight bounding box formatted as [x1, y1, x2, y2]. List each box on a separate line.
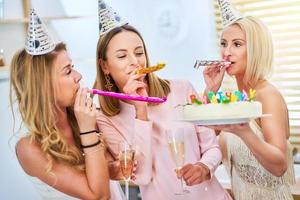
[232, 16, 274, 87]
[94, 24, 171, 116]
[10, 43, 84, 172]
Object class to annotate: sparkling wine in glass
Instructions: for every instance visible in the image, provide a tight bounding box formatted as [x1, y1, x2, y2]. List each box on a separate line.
[166, 128, 190, 195]
[119, 142, 135, 200]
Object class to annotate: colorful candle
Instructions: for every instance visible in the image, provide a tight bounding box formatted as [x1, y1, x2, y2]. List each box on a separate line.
[242, 90, 249, 101]
[234, 91, 242, 101]
[222, 96, 230, 103]
[249, 89, 256, 101]
[230, 93, 237, 102]
[207, 91, 215, 102]
[199, 95, 208, 104]
[217, 91, 224, 103]
[211, 95, 218, 104]
[225, 91, 231, 99]
[190, 94, 202, 105]
[190, 94, 196, 103]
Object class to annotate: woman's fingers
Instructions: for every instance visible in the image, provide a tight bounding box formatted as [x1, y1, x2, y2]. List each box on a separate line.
[186, 174, 202, 186]
[131, 174, 136, 180]
[205, 125, 225, 131]
[182, 169, 194, 181]
[204, 64, 220, 71]
[128, 69, 145, 81]
[218, 64, 228, 77]
[134, 81, 147, 90]
[203, 65, 222, 78]
[133, 160, 138, 172]
[124, 80, 147, 95]
[79, 88, 88, 107]
[75, 88, 95, 113]
[74, 88, 96, 117]
[74, 88, 82, 108]
[91, 102, 96, 113]
[85, 97, 92, 109]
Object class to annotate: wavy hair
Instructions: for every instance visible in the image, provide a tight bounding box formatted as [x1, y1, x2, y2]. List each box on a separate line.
[10, 43, 84, 172]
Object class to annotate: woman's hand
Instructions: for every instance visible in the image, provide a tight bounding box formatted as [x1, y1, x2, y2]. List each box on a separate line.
[123, 70, 149, 120]
[108, 160, 137, 181]
[123, 70, 148, 98]
[206, 123, 252, 137]
[203, 64, 228, 94]
[74, 88, 96, 132]
[176, 163, 210, 186]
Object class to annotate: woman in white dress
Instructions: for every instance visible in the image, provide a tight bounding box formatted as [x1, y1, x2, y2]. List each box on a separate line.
[10, 9, 125, 200]
[202, 1, 295, 199]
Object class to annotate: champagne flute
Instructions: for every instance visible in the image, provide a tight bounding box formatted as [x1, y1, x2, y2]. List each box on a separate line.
[119, 141, 135, 200]
[166, 128, 190, 195]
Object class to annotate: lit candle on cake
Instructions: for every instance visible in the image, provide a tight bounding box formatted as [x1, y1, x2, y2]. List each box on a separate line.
[217, 91, 224, 103]
[211, 95, 218, 104]
[225, 91, 231, 99]
[199, 94, 208, 104]
[230, 93, 237, 102]
[208, 91, 214, 103]
[242, 90, 249, 101]
[234, 91, 242, 101]
[249, 89, 256, 101]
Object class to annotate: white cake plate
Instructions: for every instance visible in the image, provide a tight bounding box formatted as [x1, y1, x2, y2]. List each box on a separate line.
[180, 114, 271, 125]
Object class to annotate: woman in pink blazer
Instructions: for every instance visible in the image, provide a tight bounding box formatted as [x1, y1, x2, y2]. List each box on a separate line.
[93, 5, 232, 198]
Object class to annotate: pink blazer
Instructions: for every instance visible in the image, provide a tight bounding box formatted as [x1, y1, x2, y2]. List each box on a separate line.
[97, 80, 232, 200]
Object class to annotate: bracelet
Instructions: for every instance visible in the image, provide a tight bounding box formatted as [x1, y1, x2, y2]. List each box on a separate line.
[80, 130, 99, 135]
[82, 147, 104, 156]
[81, 140, 101, 149]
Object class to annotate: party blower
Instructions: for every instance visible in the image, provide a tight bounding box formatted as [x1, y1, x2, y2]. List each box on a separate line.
[135, 62, 166, 75]
[194, 60, 231, 69]
[89, 89, 167, 103]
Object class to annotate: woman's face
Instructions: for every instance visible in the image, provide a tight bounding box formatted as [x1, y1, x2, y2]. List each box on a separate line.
[101, 30, 147, 91]
[53, 50, 82, 107]
[220, 24, 247, 77]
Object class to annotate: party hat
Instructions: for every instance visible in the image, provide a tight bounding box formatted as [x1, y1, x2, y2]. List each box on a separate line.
[25, 9, 55, 55]
[218, 0, 243, 27]
[98, 0, 127, 36]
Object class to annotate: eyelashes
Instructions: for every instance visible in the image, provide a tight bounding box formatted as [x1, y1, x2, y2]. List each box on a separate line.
[220, 42, 242, 48]
[117, 52, 145, 59]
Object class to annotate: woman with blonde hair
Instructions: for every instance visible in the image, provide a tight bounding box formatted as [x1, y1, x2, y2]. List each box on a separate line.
[93, 1, 232, 199]
[11, 9, 125, 200]
[203, 1, 295, 199]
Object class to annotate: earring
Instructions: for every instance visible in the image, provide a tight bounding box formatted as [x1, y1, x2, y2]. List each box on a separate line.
[104, 74, 113, 91]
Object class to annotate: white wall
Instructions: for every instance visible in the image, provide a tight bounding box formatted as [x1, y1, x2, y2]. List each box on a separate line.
[0, 0, 218, 199]
[55, 0, 219, 89]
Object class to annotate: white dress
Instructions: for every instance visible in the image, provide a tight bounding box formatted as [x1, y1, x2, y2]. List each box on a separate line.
[222, 121, 295, 200]
[28, 176, 126, 200]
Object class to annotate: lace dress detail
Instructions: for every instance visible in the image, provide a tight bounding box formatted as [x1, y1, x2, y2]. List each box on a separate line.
[234, 164, 284, 189]
[223, 121, 295, 200]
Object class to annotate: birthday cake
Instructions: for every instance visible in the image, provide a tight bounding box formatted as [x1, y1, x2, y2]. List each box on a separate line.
[183, 89, 262, 121]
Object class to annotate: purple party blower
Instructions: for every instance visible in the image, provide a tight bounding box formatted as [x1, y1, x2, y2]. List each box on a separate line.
[90, 89, 167, 103]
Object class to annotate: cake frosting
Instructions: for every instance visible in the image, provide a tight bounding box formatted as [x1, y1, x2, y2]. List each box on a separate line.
[183, 89, 262, 121]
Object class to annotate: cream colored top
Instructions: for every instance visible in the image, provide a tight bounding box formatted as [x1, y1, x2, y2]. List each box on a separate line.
[27, 176, 125, 200]
[222, 121, 295, 200]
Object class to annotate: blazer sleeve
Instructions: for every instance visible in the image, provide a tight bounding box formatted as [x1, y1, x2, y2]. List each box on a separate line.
[196, 126, 222, 178]
[185, 80, 222, 177]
